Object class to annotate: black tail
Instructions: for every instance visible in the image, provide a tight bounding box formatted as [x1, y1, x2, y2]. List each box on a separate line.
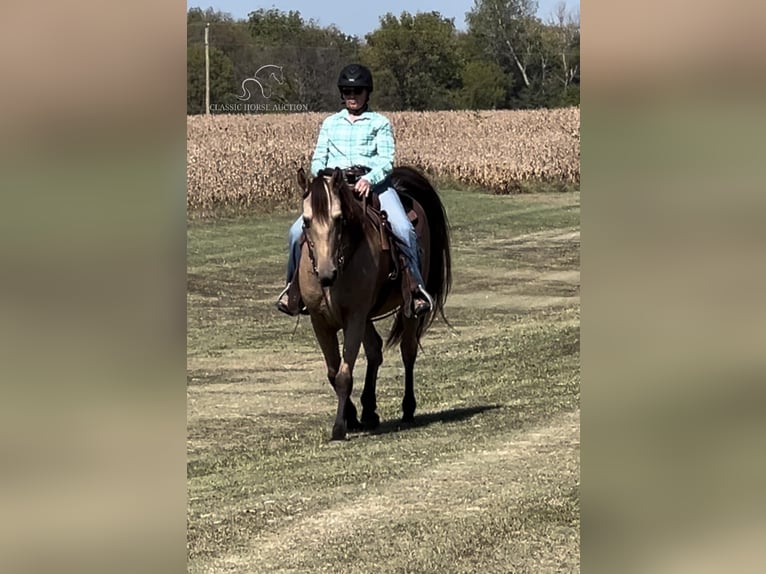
[385, 166, 453, 349]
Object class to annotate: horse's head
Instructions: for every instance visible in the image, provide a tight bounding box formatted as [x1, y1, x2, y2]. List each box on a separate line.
[270, 65, 285, 85]
[297, 167, 364, 287]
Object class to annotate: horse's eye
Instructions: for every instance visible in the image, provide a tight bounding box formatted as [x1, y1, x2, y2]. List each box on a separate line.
[302, 217, 311, 228]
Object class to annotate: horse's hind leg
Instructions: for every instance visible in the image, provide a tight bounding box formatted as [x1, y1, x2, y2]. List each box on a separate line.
[360, 321, 383, 430]
[400, 317, 420, 423]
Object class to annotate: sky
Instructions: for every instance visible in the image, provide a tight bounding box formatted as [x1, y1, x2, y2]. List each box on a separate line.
[187, 0, 579, 38]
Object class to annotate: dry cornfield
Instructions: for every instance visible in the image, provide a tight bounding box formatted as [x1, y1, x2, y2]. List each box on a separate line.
[186, 107, 580, 212]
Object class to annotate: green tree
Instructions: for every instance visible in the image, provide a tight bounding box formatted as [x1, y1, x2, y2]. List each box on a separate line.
[245, 9, 360, 111]
[466, 0, 539, 86]
[545, 2, 580, 106]
[187, 44, 235, 114]
[457, 60, 509, 109]
[247, 8, 306, 45]
[466, 0, 579, 108]
[185, 5, 578, 113]
[186, 8, 362, 113]
[188, 9, 259, 113]
[467, 0, 566, 107]
[454, 29, 515, 109]
[362, 11, 462, 111]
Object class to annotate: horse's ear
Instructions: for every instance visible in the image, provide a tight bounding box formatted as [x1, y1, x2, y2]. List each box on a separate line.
[296, 168, 308, 196]
[331, 167, 343, 188]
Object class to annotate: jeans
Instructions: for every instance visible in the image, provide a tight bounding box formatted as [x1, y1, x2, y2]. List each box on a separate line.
[285, 184, 426, 288]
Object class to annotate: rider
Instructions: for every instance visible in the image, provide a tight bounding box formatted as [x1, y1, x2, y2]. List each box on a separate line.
[276, 63, 434, 318]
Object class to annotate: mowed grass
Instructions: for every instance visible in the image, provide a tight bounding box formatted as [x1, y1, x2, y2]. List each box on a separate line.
[187, 189, 580, 573]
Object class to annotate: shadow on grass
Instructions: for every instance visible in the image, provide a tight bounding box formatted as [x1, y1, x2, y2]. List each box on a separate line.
[366, 404, 503, 437]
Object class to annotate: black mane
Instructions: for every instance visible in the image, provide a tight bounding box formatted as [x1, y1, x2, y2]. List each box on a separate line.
[310, 170, 368, 241]
[308, 176, 330, 224]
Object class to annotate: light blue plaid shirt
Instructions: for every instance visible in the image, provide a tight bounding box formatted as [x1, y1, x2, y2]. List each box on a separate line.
[310, 108, 395, 187]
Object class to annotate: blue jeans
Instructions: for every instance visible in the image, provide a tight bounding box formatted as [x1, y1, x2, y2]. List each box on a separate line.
[285, 185, 426, 287]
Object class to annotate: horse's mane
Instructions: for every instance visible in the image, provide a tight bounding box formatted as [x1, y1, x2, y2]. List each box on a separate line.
[310, 170, 369, 243]
[337, 178, 367, 234]
[308, 176, 330, 224]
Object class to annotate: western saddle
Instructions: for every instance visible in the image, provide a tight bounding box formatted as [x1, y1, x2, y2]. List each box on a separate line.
[283, 166, 425, 318]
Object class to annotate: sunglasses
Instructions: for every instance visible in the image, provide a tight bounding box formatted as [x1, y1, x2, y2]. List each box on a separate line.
[341, 87, 365, 96]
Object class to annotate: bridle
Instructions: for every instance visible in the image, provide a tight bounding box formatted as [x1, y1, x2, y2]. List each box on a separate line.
[303, 166, 371, 279]
[302, 178, 354, 278]
[303, 215, 347, 277]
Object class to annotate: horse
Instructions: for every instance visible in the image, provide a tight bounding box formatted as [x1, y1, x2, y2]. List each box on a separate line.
[295, 166, 452, 440]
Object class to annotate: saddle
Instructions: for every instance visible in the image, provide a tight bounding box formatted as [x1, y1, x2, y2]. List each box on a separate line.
[284, 166, 426, 318]
[363, 184, 425, 319]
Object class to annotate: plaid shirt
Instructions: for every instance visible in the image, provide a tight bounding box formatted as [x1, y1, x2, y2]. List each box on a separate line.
[310, 108, 395, 187]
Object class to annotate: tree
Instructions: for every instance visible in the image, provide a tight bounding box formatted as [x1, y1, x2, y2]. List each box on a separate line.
[362, 12, 462, 110]
[247, 9, 306, 45]
[185, 5, 578, 113]
[466, 0, 540, 89]
[547, 2, 580, 103]
[187, 45, 235, 114]
[187, 8, 259, 113]
[458, 60, 509, 109]
[466, 0, 579, 108]
[277, 25, 360, 111]
[245, 9, 361, 111]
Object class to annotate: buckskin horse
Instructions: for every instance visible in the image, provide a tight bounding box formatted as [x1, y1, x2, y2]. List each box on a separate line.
[292, 166, 452, 440]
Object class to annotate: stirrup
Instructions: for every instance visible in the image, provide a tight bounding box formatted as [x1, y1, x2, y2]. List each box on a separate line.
[276, 283, 295, 316]
[412, 284, 434, 317]
[276, 282, 308, 316]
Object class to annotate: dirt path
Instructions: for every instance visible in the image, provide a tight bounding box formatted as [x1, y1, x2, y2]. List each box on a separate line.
[188, 194, 580, 573]
[199, 409, 580, 574]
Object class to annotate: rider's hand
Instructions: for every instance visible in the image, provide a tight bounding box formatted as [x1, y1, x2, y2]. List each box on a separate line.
[354, 178, 371, 198]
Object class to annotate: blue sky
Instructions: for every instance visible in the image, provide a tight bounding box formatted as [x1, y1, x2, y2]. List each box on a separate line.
[187, 0, 579, 38]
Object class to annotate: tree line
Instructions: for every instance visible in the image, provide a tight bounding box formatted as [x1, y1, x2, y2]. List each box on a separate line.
[187, 0, 579, 114]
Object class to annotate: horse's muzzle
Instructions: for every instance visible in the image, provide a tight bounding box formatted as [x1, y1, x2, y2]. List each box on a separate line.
[318, 269, 337, 287]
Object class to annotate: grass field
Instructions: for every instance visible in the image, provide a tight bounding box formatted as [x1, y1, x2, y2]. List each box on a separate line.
[187, 188, 580, 573]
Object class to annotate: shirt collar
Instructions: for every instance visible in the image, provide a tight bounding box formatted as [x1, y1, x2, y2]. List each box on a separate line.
[341, 107, 373, 121]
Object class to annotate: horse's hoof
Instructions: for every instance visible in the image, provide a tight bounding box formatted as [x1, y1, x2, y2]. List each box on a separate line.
[331, 424, 347, 441]
[346, 417, 363, 432]
[362, 413, 380, 430]
[401, 413, 415, 424]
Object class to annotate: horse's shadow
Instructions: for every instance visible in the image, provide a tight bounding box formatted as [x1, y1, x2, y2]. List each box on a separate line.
[361, 404, 503, 437]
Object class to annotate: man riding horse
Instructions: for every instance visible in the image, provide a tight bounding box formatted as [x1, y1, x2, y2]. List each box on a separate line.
[276, 64, 434, 318]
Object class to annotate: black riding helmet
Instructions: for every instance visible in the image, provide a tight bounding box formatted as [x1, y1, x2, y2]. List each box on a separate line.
[337, 64, 373, 93]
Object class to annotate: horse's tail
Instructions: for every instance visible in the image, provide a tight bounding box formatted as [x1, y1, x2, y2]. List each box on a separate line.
[385, 166, 453, 349]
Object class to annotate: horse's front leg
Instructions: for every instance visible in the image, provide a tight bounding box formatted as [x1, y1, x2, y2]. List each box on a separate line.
[309, 315, 349, 422]
[331, 319, 366, 441]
